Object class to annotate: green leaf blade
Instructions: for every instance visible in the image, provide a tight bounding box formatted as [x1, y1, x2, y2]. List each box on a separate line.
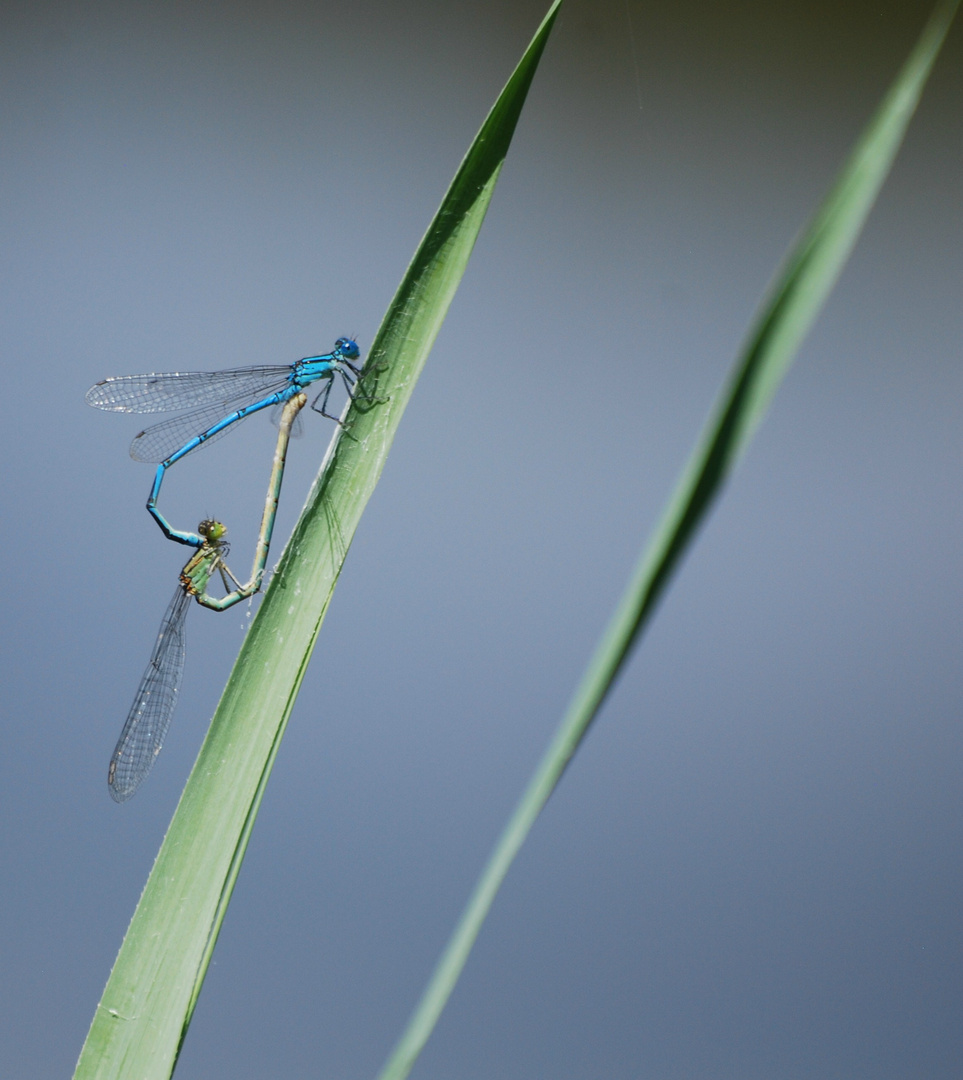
[73, 4, 563, 1078]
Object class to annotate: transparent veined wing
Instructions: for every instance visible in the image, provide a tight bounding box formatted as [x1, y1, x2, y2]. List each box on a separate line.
[85, 365, 292, 414]
[129, 399, 265, 463]
[108, 585, 191, 802]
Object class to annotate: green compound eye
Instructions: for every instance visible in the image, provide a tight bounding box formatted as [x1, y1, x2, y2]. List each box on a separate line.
[197, 519, 227, 542]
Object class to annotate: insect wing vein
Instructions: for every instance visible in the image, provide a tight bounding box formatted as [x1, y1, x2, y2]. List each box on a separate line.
[129, 400, 263, 463]
[86, 365, 290, 414]
[108, 585, 191, 802]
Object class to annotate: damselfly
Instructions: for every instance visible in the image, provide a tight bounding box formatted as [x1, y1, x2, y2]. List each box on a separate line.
[87, 338, 363, 545]
[107, 393, 306, 802]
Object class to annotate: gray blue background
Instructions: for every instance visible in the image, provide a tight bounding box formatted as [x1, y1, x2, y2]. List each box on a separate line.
[0, 1, 960, 1076]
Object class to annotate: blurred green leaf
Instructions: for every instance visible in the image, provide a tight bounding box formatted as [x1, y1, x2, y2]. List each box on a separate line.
[374, 3, 959, 1078]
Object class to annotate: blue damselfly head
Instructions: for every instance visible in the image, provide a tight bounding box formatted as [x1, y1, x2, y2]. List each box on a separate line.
[335, 337, 360, 361]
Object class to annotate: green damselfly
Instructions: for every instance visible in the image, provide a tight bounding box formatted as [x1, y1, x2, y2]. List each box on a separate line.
[107, 392, 307, 802]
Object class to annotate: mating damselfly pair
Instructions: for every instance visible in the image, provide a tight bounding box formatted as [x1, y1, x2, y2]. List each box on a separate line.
[88, 338, 369, 801]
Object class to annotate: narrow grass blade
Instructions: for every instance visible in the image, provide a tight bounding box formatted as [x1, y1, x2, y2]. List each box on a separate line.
[375, 4, 959, 1078]
[73, 4, 563, 1079]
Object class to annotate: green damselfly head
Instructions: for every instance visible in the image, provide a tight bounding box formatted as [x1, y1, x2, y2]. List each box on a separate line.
[197, 519, 228, 544]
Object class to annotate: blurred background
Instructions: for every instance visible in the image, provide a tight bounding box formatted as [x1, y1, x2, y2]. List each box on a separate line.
[0, 1, 959, 1077]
